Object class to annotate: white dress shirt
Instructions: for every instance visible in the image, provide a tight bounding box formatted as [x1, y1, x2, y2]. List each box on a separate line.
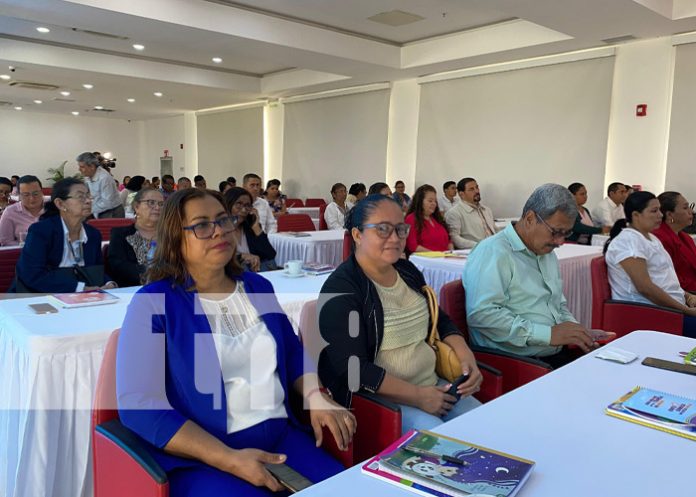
[438, 194, 459, 214]
[445, 200, 496, 249]
[253, 197, 277, 234]
[324, 201, 348, 230]
[591, 197, 625, 228]
[86, 167, 122, 217]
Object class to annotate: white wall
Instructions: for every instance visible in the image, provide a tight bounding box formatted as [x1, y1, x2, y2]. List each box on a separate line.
[0, 109, 141, 182]
[141, 114, 187, 180]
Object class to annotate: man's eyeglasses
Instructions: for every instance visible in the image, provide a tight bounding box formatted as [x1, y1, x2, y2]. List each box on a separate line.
[535, 212, 573, 239]
[183, 215, 237, 239]
[67, 193, 93, 203]
[362, 222, 411, 239]
[20, 191, 43, 198]
[140, 199, 164, 208]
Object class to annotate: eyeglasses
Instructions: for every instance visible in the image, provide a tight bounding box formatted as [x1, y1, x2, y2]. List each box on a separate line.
[535, 212, 573, 239]
[140, 199, 164, 208]
[233, 201, 252, 210]
[183, 215, 237, 239]
[67, 193, 93, 203]
[362, 222, 410, 239]
[20, 191, 43, 198]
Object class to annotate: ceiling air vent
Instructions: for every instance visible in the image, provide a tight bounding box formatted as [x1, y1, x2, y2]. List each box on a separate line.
[53, 97, 76, 102]
[367, 10, 425, 27]
[8, 81, 61, 91]
[602, 35, 637, 44]
[0, 101, 13, 107]
[90, 108, 116, 113]
[71, 28, 129, 40]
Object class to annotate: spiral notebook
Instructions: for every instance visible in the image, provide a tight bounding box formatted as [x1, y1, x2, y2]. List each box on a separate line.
[605, 386, 696, 441]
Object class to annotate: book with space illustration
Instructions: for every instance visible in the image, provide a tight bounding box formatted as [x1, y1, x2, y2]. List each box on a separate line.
[361, 429, 535, 497]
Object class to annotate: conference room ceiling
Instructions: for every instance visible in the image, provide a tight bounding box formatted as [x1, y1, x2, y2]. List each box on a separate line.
[2, 0, 696, 120]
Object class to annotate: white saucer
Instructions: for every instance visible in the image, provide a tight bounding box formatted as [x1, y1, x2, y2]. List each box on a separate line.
[282, 270, 305, 278]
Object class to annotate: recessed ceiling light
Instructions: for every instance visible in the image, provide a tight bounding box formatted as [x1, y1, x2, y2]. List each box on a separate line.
[212, 57, 223, 63]
[72, 111, 80, 116]
[0, 74, 10, 80]
[153, 92, 163, 97]
[60, 91, 71, 96]
[33, 99, 42, 104]
[94, 105, 104, 110]
[127, 98, 135, 103]
[83, 84, 93, 89]
[14, 106, 22, 111]
[36, 27, 50, 33]
[132, 44, 145, 51]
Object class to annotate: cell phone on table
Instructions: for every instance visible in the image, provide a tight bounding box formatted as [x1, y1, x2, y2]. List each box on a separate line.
[29, 303, 58, 314]
[446, 374, 469, 400]
[264, 463, 313, 493]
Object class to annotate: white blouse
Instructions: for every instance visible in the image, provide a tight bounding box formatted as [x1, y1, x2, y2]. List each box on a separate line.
[324, 201, 348, 230]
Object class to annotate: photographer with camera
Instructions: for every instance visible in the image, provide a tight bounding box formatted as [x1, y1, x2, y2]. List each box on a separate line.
[77, 152, 124, 218]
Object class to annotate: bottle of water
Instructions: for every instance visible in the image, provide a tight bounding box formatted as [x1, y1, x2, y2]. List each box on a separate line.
[146, 240, 157, 266]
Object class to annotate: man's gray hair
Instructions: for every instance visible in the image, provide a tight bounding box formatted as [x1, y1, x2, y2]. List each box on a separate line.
[76, 152, 98, 166]
[521, 183, 577, 220]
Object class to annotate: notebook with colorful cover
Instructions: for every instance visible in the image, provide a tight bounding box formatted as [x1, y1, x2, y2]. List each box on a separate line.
[301, 262, 335, 275]
[605, 386, 696, 441]
[362, 429, 535, 497]
[47, 289, 120, 309]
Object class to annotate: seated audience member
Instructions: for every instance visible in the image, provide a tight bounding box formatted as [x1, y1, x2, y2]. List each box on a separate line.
[243, 173, 277, 234]
[227, 176, 237, 187]
[438, 181, 459, 214]
[604, 191, 696, 337]
[194, 175, 207, 190]
[108, 188, 163, 287]
[77, 152, 124, 219]
[368, 182, 392, 196]
[625, 184, 635, 196]
[318, 194, 482, 433]
[405, 184, 452, 253]
[347, 183, 366, 205]
[224, 187, 278, 272]
[151, 177, 160, 190]
[264, 179, 287, 217]
[464, 184, 597, 368]
[218, 181, 233, 194]
[177, 176, 192, 190]
[324, 183, 350, 230]
[11, 175, 20, 195]
[445, 177, 496, 249]
[0, 175, 45, 246]
[160, 174, 175, 200]
[117, 188, 353, 496]
[0, 177, 13, 216]
[120, 176, 146, 217]
[566, 182, 609, 244]
[392, 180, 411, 212]
[119, 176, 131, 192]
[13, 178, 116, 293]
[592, 182, 627, 228]
[653, 192, 696, 293]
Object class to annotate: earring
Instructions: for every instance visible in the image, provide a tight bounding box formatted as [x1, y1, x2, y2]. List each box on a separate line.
[669, 217, 674, 224]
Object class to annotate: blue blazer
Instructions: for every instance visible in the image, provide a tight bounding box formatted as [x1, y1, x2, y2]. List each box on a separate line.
[116, 271, 309, 470]
[13, 215, 105, 293]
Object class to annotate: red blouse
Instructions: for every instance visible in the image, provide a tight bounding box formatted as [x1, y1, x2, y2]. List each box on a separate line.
[653, 221, 696, 292]
[405, 212, 451, 253]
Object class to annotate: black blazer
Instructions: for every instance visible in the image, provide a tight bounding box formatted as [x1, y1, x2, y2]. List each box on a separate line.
[241, 221, 276, 262]
[317, 254, 462, 408]
[108, 224, 145, 287]
[567, 207, 602, 243]
[13, 215, 105, 293]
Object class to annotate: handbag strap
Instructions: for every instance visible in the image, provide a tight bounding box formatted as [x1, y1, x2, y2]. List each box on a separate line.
[422, 285, 440, 346]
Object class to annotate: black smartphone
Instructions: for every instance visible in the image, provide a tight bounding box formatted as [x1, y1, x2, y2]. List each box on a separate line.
[29, 303, 58, 314]
[265, 463, 313, 493]
[446, 374, 469, 400]
[642, 357, 696, 376]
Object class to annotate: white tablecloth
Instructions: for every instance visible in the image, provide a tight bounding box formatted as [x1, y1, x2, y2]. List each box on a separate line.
[410, 244, 602, 328]
[0, 271, 329, 497]
[269, 230, 345, 267]
[299, 330, 696, 497]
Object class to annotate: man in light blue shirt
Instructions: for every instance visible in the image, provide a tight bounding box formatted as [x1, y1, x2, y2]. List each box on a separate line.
[463, 183, 596, 367]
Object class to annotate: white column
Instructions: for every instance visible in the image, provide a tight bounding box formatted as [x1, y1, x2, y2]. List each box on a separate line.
[264, 102, 284, 182]
[184, 111, 198, 178]
[385, 79, 421, 192]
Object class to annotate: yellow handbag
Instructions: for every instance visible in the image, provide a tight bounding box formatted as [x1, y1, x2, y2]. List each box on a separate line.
[423, 285, 462, 383]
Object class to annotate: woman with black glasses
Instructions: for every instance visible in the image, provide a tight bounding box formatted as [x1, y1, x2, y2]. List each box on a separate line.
[108, 188, 164, 287]
[317, 194, 482, 434]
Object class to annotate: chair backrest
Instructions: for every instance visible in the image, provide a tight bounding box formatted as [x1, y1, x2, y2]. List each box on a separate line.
[102, 243, 110, 276]
[92, 329, 121, 434]
[305, 198, 326, 208]
[342, 231, 352, 262]
[319, 203, 328, 230]
[439, 280, 469, 341]
[87, 218, 135, 241]
[0, 247, 22, 293]
[590, 256, 610, 329]
[42, 187, 52, 195]
[285, 198, 304, 208]
[277, 214, 315, 233]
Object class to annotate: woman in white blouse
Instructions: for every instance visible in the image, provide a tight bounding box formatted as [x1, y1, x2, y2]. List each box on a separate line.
[604, 190, 696, 337]
[324, 182, 350, 230]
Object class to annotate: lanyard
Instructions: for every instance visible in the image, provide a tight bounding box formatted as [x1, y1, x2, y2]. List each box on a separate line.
[67, 237, 84, 265]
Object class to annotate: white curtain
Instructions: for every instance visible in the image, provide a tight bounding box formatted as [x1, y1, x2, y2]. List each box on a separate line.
[282, 90, 390, 200]
[416, 57, 615, 217]
[666, 43, 696, 202]
[196, 106, 264, 185]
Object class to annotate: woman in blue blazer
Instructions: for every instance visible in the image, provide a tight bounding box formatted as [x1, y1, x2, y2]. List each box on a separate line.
[117, 188, 354, 497]
[13, 177, 115, 293]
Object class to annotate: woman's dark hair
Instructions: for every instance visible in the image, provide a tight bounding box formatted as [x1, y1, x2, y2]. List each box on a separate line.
[657, 191, 681, 220]
[349, 183, 366, 196]
[146, 188, 242, 286]
[567, 182, 585, 195]
[42, 177, 85, 219]
[406, 184, 448, 237]
[125, 175, 146, 192]
[394, 180, 404, 188]
[223, 187, 253, 228]
[266, 179, 281, 190]
[0, 177, 12, 189]
[345, 194, 400, 232]
[218, 181, 232, 193]
[330, 182, 346, 196]
[604, 191, 657, 254]
[368, 182, 389, 195]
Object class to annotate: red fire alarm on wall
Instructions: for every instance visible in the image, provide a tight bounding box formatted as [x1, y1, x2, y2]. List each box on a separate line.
[636, 104, 647, 117]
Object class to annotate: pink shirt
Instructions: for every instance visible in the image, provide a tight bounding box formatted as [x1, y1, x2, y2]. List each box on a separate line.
[0, 202, 44, 246]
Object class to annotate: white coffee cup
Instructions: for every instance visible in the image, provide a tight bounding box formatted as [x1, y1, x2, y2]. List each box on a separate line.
[285, 260, 303, 275]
